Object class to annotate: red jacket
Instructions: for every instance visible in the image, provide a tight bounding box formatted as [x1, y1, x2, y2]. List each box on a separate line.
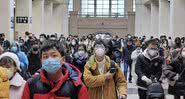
[22, 64, 89, 99]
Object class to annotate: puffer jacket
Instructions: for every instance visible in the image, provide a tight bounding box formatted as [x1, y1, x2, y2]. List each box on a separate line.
[83, 55, 127, 99]
[163, 59, 185, 95]
[135, 49, 164, 89]
[0, 67, 9, 99]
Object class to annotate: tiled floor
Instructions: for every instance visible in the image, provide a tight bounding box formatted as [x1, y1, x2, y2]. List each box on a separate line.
[127, 80, 174, 99]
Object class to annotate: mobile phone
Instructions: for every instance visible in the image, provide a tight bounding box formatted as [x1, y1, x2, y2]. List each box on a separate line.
[110, 68, 117, 73]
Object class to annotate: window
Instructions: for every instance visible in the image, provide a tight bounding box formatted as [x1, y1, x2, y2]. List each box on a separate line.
[111, 0, 125, 17]
[81, 0, 95, 17]
[81, 0, 125, 17]
[68, 0, 73, 14]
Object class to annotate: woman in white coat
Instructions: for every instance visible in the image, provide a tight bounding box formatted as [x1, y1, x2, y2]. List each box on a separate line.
[131, 46, 143, 84]
[0, 52, 26, 99]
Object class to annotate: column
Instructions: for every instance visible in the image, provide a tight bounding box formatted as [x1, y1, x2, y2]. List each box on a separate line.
[15, 0, 32, 39]
[135, 0, 151, 38]
[44, 0, 53, 35]
[69, 11, 78, 36]
[169, 0, 185, 38]
[32, 0, 45, 37]
[159, 0, 170, 37]
[60, 0, 69, 37]
[73, 0, 80, 12]
[150, 0, 159, 38]
[127, 0, 135, 35]
[0, 0, 14, 41]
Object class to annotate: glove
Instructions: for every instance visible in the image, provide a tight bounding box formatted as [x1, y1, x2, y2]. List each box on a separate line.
[173, 74, 180, 81]
[119, 95, 126, 99]
[142, 76, 152, 85]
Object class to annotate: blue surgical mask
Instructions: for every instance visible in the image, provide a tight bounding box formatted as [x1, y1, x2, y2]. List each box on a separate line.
[42, 58, 62, 74]
[11, 47, 17, 52]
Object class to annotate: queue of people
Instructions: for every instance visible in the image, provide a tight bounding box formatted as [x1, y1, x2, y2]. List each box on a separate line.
[0, 31, 185, 99]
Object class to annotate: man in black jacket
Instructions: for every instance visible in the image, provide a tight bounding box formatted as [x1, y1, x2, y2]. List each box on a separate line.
[135, 39, 164, 99]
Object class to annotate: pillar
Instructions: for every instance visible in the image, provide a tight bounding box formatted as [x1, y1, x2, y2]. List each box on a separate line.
[32, 0, 45, 37]
[73, 0, 80, 12]
[44, 0, 53, 35]
[135, 0, 151, 38]
[169, 0, 185, 38]
[159, 0, 170, 37]
[150, 0, 159, 38]
[15, 0, 32, 39]
[0, 0, 14, 41]
[127, 0, 135, 35]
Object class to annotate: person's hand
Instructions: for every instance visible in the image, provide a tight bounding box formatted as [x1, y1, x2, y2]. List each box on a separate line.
[119, 95, 126, 99]
[104, 71, 114, 80]
[142, 76, 152, 85]
[176, 48, 182, 52]
[173, 74, 180, 81]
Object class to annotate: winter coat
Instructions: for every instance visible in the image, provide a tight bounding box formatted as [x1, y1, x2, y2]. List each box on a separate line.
[12, 42, 29, 72]
[124, 45, 135, 65]
[10, 73, 26, 99]
[0, 67, 9, 99]
[163, 59, 185, 95]
[135, 49, 164, 89]
[83, 55, 127, 99]
[73, 52, 89, 73]
[22, 63, 89, 99]
[131, 48, 142, 77]
[27, 52, 41, 75]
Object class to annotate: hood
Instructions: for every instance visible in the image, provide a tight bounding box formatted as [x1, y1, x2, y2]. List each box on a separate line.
[142, 49, 159, 61]
[0, 52, 21, 71]
[40, 63, 82, 86]
[87, 55, 111, 71]
[11, 41, 21, 52]
[10, 73, 25, 87]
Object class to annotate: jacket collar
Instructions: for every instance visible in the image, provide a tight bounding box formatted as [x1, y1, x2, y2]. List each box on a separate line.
[10, 73, 25, 87]
[87, 55, 111, 72]
[143, 49, 159, 61]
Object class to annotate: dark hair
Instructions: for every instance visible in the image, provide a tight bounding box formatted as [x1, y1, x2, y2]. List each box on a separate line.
[78, 44, 87, 52]
[94, 40, 106, 48]
[145, 39, 158, 47]
[0, 56, 17, 71]
[40, 40, 65, 58]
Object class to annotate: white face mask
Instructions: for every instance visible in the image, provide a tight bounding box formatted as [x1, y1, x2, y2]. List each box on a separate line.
[7, 67, 15, 79]
[95, 48, 105, 57]
[148, 49, 158, 57]
[72, 41, 76, 45]
[182, 51, 185, 58]
[78, 51, 85, 56]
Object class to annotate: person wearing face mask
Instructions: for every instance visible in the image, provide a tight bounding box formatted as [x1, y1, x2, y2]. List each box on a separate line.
[135, 39, 164, 99]
[10, 42, 29, 80]
[131, 42, 143, 84]
[83, 40, 127, 99]
[27, 44, 41, 75]
[22, 40, 89, 99]
[170, 37, 183, 62]
[0, 52, 26, 99]
[69, 39, 79, 55]
[163, 47, 185, 99]
[72, 44, 89, 74]
[0, 66, 9, 99]
[125, 39, 136, 83]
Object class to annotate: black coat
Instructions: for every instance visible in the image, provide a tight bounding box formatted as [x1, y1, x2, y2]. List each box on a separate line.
[28, 52, 41, 75]
[135, 54, 163, 88]
[163, 59, 185, 95]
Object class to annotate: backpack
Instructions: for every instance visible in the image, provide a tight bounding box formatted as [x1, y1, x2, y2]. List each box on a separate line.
[146, 80, 165, 99]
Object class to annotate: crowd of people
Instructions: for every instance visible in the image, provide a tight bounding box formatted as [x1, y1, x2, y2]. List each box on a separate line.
[0, 31, 185, 99]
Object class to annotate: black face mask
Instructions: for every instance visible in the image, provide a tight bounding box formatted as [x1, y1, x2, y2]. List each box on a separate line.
[33, 47, 39, 52]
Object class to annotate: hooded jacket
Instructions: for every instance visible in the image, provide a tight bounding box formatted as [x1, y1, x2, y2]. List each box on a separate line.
[11, 42, 29, 71]
[135, 49, 163, 89]
[83, 55, 127, 99]
[0, 67, 9, 99]
[22, 63, 89, 99]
